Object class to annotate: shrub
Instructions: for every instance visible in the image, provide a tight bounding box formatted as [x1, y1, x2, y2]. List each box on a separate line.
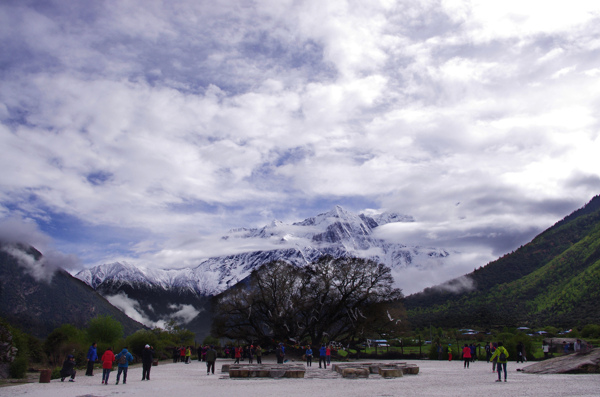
[51, 367, 62, 380]
[9, 356, 28, 379]
[125, 329, 159, 357]
[581, 324, 600, 339]
[86, 315, 124, 347]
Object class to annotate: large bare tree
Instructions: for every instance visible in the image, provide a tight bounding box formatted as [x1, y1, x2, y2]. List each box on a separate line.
[212, 256, 404, 345]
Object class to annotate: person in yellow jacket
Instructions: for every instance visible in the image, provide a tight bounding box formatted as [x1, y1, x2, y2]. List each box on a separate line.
[185, 346, 192, 364]
[489, 341, 509, 382]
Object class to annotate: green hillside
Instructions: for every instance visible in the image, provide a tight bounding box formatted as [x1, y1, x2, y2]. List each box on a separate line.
[405, 195, 600, 329]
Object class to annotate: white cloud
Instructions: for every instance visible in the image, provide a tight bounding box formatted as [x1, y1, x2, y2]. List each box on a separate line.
[168, 304, 202, 324]
[1, 0, 600, 293]
[105, 292, 201, 329]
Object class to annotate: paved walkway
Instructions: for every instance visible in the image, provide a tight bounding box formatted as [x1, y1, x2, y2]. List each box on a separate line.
[2, 358, 599, 396]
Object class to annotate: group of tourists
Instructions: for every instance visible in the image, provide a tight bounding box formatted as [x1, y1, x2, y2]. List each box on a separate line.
[173, 346, 192, 363]
[227, 344, 264, 364]
[60, 342, 152, 385]
[304, 344, 331, 368]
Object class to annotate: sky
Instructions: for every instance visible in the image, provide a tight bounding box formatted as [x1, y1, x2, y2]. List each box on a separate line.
[1, 0, 600, 292]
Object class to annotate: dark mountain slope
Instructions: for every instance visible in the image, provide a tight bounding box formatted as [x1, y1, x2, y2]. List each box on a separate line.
[405, 195, 600, 329]
[0, 244, 144, 338]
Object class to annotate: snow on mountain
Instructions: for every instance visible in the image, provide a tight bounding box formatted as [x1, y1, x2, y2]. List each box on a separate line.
[76, 206, 449, 296]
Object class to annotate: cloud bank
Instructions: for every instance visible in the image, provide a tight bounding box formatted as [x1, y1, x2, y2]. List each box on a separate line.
[1, 0, 600, 292]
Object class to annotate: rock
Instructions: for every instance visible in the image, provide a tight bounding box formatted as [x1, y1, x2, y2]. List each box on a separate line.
[341, 367, 369, 378]
[228, 364, 306, 378]
[402, 364, 420, 375]
[522, 348, 600, 374]
[269, 369, 285, 378]
[378, 367, 403, 377]
[229, 368, 249, 377]
[285, 369, 305, 378]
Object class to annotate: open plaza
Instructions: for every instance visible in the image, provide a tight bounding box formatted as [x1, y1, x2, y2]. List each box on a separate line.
[1, 357, 599, 397]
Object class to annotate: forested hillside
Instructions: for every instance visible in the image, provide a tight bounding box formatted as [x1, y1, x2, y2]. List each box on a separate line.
[405, 195, 600, 329]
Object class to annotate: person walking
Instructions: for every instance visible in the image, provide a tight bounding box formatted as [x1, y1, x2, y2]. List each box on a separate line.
[326, 345, 331, 365]
[100, 347, 115, 385]
[447, 344, 453, 361]
[234, 346, 241, 364]
[85, 342, 98, 376]
[516, 341, 525, 363]
[185, 346, 192, 364]
[319, 345, 327, 369]
[205, 345, 217, 375]
[60, 355, 77, 382]
[141, 344, 154, 381]
[306, 346, 313, 367]
[491, 343, 498, 372]
[115, 347, 134, 385]
[462, 344, 471, 368]
[276, 343, 285, 364]
[255, 345, 262, 364]
[247, 345, 254, 364]
[489, 341, 509, 382]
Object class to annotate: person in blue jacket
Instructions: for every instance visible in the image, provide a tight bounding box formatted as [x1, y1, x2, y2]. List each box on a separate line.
[319, 345, 327, 369]
[305, 346, 313, 367]
[85, 342, 98, 376]
[115, 347, 134, 384]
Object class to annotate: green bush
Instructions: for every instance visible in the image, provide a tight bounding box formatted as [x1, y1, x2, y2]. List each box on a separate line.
[9, 356, 28, 379]
[87, 315, 124, 347]
[51, 367, 62, 380]
[581, 324, 600, 339]
[125, 329, 159, 357]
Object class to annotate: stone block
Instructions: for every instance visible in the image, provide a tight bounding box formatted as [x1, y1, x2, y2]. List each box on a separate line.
[229, 368, 249, 377]
[402, 365, 419, 375]
[341, 367, 370, 378]
[378, 367, 403, 377]
[284, 370, 305, 378]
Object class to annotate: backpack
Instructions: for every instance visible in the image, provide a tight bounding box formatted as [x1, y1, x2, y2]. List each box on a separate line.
[118, 353, 128, 365]
[499, 351, 507, 361]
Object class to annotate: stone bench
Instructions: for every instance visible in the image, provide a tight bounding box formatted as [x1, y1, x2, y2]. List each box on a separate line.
[228, 364, 306, 378]
[341, 367, 369, 378]
[378, 367, 403, 378]
[333, 362, 418, 377]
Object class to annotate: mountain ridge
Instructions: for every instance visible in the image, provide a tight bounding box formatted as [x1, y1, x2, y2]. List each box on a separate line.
[75, 205, 447, 338]
[0, 243, 145, 338]
[405, 194, 600, 329]
[76, 205, 444, 296]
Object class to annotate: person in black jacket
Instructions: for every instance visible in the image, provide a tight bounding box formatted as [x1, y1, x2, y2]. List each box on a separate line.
[60, 355, 77, 382]
[142, 344, 154, 381]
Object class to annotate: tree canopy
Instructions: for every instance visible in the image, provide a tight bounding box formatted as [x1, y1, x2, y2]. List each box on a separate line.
[212, 256, 404, 344]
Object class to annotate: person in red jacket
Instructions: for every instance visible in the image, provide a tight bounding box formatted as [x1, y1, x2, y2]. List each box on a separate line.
[462, 344, 472, 368]
[100, 347, 116, 385]
[234, 346, 241, 364]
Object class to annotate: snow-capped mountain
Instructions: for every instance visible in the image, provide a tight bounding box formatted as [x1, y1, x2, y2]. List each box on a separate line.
[76, 205, 449, 297]
[75, 206, 451, 339]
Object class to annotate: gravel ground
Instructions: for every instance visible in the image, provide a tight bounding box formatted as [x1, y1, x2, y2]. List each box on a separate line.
[2, 358, 599, 397]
